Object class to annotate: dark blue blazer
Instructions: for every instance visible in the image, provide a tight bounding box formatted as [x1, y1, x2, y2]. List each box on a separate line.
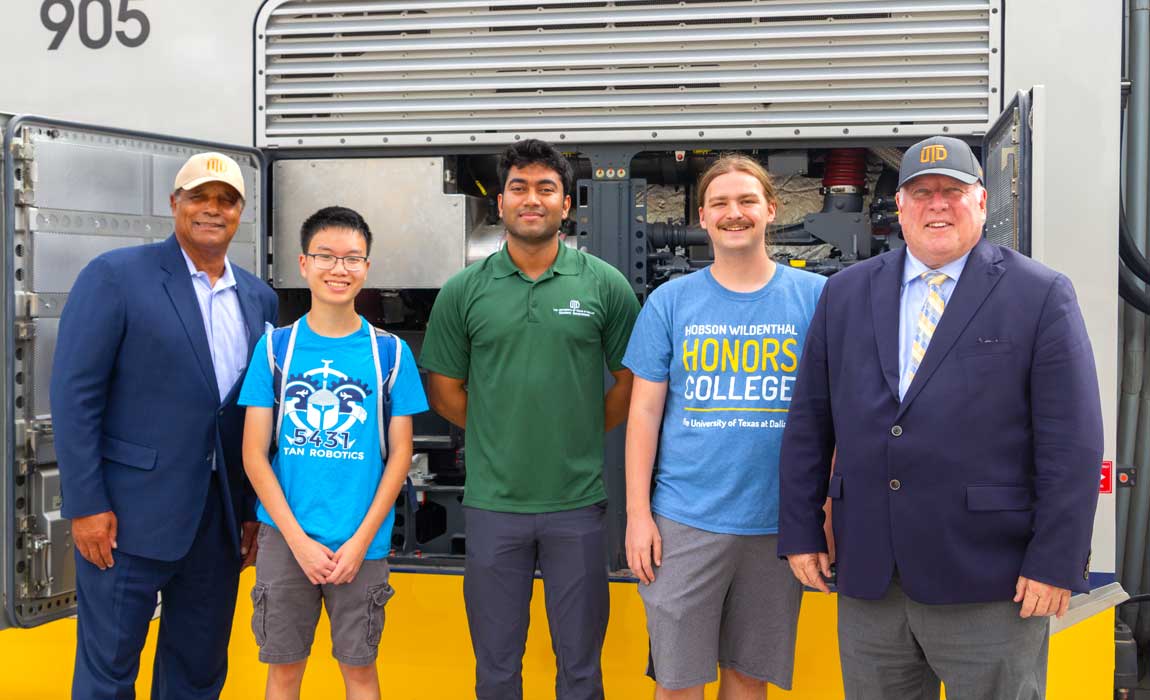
[778, 240, 1103, 603]
[51, 235, 278, 561]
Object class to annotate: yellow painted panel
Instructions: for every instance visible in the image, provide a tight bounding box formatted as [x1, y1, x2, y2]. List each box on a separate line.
[0, 574, 1114, 700]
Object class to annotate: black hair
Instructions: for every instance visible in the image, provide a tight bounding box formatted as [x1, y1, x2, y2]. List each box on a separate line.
[497, 139, 575, 199]
[299, 206, 373, 255]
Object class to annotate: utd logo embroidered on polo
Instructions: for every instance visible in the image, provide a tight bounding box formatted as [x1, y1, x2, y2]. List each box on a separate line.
[553, 299, 596, 318]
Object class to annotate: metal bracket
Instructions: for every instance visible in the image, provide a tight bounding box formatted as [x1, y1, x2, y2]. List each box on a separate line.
[14, 321, 35, 340]
[16, 515, 36, 533]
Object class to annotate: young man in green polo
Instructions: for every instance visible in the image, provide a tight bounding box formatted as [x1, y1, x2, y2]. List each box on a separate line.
[421, 139, 640, 700]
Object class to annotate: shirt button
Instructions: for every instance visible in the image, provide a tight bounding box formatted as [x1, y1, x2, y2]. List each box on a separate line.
[890, 479, 901, 491]
[890, 425, 903, 437]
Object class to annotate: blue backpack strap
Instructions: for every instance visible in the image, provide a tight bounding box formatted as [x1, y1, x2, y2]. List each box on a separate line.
[370, 323, 416, 511]
[268, 320, 301, 453]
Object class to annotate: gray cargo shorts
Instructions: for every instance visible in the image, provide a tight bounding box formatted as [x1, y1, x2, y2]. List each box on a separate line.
[249, 524, 394, 666]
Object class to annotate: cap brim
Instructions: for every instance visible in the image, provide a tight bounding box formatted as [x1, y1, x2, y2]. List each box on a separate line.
[178, 175, 245, 199]
[898, 168, 981, 189]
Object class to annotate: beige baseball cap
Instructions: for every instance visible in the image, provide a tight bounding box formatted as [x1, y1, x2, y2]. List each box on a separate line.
[173, 152, 246, 199]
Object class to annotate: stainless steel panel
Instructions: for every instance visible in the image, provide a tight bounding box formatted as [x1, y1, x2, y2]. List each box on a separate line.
[31, 319, 58, 419]
[257, 0, 999, 146]
[272, 158, 477, 288]
[32, 140, 146, 216]
[31, 232, 144, 294]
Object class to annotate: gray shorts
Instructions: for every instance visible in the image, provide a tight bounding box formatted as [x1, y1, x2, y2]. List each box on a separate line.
[638, 514, 802, 690]
[250, 524, 394, 666]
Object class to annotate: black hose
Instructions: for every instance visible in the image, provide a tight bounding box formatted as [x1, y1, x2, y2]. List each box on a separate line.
[1119, 201, 1150, 284]
[1120, 263, 1150, 314]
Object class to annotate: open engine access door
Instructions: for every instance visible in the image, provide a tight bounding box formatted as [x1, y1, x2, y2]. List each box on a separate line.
[0, 115, 264, 629]
[982, 88, 1034, 255]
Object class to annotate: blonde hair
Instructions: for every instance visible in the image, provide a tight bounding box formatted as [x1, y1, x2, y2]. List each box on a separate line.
[696, 154, 778, 207]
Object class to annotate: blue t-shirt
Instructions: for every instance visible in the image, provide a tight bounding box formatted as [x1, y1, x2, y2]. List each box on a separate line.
[238, 315, 429, 559]
[623, 265, 826, 535]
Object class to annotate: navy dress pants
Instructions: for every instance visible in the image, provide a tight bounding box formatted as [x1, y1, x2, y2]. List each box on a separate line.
[72, 478, 241, 700]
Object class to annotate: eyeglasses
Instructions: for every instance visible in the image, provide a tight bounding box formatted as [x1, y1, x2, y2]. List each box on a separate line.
[906, 185, 977, 202]
[305, 253, 368, 271]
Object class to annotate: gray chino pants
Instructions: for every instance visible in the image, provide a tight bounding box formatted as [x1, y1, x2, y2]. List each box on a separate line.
[463, 503, 610, 700]
[838, 579, 1049, 700]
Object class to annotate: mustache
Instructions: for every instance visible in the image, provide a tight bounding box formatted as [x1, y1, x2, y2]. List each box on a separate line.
[718, 220, 754, 229]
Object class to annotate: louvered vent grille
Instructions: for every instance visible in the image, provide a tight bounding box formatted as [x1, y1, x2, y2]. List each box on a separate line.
[256, 0, 999, 148]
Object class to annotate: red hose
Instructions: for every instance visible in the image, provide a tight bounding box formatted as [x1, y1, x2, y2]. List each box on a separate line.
[823, 148, 866, 188]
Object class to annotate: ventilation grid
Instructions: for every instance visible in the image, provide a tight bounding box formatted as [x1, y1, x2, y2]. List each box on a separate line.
[256, 0, 999, 148]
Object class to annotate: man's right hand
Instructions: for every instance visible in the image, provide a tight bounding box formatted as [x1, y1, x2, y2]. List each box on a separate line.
[625, 511, 662, 585]
[787, 552, 832, 593]
[288, 536, 336, 585]
[72, 511, 118, 570]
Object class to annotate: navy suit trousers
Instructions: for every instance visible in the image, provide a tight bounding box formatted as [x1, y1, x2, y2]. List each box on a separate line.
[72, 477, 241, 700]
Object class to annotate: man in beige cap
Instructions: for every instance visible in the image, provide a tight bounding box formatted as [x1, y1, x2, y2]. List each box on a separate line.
[51, 151, 278, 700]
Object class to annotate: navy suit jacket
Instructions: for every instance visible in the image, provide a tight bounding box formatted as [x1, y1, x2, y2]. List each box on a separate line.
[51, 235, 278, 562]
[778, 240, 1103, 604]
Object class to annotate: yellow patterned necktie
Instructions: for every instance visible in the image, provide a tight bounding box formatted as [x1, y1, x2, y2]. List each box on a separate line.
[904, 271, 950, 388]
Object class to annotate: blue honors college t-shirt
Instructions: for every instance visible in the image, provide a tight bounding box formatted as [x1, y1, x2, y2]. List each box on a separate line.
[623, 266, 826, 535]
[238, 315, 429, 559]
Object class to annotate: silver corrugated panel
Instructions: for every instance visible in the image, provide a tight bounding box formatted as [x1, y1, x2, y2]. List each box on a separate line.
[256, 0, 999, 147]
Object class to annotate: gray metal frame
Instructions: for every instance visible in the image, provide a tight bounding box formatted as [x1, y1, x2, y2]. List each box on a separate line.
[1, 115, 266, 629]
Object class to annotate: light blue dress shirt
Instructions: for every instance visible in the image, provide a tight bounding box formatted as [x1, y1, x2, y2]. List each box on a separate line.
[181, 247, 249, 403]
[897, 249, 970, 399]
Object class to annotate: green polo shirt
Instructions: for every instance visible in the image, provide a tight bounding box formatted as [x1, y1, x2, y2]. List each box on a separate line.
[420, 241, 640, 513]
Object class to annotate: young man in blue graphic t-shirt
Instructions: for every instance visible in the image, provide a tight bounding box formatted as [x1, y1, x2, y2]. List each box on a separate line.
[623, 156, 826, 699]
[238, 206, 428, 700]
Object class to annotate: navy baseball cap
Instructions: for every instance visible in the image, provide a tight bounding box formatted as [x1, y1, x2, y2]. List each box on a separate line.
[897, 136, 983, 189]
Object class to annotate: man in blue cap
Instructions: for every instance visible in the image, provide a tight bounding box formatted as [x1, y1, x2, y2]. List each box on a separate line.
[778, 136, 1104, 699]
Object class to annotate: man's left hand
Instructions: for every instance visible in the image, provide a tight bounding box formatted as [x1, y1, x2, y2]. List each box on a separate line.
[1014, 576, 1070, 618]
[241, 521, 260, 569]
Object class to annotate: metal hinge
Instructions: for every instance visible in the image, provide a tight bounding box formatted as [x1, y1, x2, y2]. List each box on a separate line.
[14, 321, 35, 340]
[16, 515, 36, 533]
[15, 291, 40, 317]
[11, 142, 35, 162]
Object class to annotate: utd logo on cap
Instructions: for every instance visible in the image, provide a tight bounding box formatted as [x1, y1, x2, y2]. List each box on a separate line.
[205, 157, 226, 173]
[919, 144, 949, 164]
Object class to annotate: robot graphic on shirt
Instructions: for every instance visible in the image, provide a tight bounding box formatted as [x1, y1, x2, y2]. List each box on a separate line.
[280, 359, 372, 457]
